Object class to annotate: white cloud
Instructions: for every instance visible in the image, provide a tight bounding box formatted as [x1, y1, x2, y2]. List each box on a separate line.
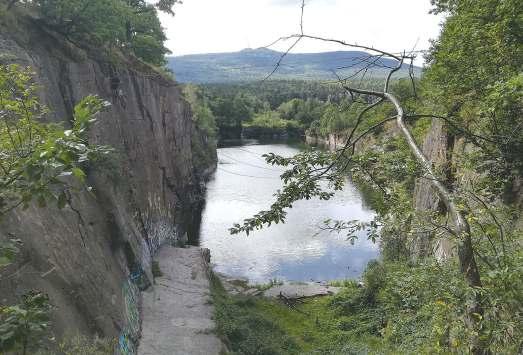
[160, 0, 443, 64]
[270, 0, 337, 7]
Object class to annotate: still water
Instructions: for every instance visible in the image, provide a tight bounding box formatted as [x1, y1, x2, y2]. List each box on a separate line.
[199, 141, 379, 283]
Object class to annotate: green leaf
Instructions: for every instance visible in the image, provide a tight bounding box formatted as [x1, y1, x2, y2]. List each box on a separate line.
[0, 256, 12, 268]
[71, 168, 86, 182]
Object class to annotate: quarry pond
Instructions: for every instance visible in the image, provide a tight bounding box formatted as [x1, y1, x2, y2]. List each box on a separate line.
[197, 141, 379, 284]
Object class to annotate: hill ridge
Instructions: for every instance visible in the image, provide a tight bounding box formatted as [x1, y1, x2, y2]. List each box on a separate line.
[167, 48, 419, 83]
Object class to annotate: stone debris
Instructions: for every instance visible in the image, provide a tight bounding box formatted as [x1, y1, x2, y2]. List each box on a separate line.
[215, 273, 252, 296]
[263, 282, 342, 299]
[216, 272, 343, 299]
[138, 246, 225, 355]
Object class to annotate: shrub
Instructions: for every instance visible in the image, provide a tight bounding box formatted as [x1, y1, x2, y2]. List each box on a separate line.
[0, 291, 51, 354]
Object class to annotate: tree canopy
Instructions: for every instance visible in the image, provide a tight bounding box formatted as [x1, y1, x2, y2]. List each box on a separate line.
[7, 0, 181, 66]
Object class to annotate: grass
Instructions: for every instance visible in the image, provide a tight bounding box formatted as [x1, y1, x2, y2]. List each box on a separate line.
[59, 335, 115, 355]
[211, 274, 300, 354]
[210, 274, 384, 354]
[212, 259, 522, 354]
[328, 279, 360, 288]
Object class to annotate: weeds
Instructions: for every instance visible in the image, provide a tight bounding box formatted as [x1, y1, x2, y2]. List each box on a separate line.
[59, 335, 115, 355]
[211, 275, 301, 354]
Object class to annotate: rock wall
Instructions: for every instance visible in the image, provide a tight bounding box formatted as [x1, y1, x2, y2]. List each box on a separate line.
[307, 115, 521, 264]
[305, 133, 345, 151]
[411, 119, 523, 260]
[307, 122, 455, 260]
[0, 15, 215, 353]
[411, 119, 453, 260]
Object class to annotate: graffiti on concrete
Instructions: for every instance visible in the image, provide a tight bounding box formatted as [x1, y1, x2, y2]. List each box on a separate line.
[117, 193, 182, 354]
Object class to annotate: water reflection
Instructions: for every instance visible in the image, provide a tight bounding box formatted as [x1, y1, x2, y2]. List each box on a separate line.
[199, 141, 379, 283]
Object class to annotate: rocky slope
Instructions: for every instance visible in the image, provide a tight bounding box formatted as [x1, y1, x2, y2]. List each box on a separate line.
[0, 14, 215, 353]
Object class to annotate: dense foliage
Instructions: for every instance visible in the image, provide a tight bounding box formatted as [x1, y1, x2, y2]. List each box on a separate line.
[425, 0, 523, 177]
[223, 0, 522, 353]
[0, 291, 51, 354]
[213, 257, 521, 354]
[211, 277, 301, 355]
[5, 0, 181, 66]
[196, 80, 389, 140]
[183, 84, 218, 172]
[243, 111, 302, 139]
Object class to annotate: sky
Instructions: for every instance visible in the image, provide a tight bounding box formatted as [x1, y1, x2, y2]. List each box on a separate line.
[159, 0, 444, 64]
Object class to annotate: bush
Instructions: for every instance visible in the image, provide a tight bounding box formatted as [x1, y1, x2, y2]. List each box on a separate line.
[211, 277, 300, 355]
[0, 291, 51, 354]
[8, 0, 178, 66]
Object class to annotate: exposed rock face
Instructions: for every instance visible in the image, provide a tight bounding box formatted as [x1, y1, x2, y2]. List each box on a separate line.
[411, 119, 453, 260]
[0, 17, 215, 351]
[410, 118, 523, 260]
[307, 122, 455, 260]
[305, 134, 345, 151]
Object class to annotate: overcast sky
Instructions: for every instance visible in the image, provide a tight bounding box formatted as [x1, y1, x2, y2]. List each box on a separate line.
[159, 0, 444, 64]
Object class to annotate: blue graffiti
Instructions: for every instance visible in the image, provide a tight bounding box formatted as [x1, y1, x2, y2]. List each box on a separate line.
[117, 279, 141, 355]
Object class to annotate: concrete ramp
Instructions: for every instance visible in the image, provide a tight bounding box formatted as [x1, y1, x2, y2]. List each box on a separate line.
[138, 246, 224, 355]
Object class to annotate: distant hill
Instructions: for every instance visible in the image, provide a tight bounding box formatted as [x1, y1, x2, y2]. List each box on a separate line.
[167, 48, 420, 83]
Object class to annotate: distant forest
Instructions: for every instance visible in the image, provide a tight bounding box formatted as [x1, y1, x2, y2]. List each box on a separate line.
[184, 79, 416, 140]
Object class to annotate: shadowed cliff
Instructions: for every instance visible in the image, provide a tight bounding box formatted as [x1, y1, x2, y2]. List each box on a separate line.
[0, 11, 216, 351]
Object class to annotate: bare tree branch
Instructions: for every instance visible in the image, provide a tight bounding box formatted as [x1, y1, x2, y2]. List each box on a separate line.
[255, 3, 485, 346]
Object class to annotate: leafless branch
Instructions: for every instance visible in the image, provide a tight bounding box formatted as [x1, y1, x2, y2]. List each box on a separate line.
[262, 36, 303, 82]
[260, 3, 483, 342]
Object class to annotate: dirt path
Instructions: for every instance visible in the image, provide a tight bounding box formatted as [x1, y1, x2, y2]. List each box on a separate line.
[138, 246, 224, 355]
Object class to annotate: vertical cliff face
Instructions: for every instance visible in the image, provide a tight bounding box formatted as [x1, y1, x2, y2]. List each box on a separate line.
[305, 134, 345, 151]
[412, 119, 523, 261]
[0, 17, 215, 349]
[411, 119, 453, 260]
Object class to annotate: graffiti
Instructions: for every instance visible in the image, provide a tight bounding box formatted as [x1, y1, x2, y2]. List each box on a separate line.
[118, 334, 132, 355]
[130, 269, 149, 290]
[117, 279, 141, 355]
[117, 193, 181, 354]
[145, 216, 178, 255]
